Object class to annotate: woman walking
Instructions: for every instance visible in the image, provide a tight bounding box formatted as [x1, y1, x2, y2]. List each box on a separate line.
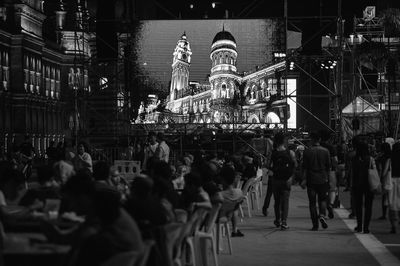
[352, 142, 375, 234]
[388, 142, 400, 234]
[377, 142, 391, 220]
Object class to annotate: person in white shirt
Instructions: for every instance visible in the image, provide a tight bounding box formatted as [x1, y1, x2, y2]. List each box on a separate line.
[74, 142, 93, 173]
[156, 133, 170, 163]
[143, 132, 159, 171]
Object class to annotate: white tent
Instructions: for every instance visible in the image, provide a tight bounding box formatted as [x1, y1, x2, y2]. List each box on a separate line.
[342, 97, 382, 140]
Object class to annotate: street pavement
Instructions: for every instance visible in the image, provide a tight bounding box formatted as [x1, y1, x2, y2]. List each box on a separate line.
[217, 186, 400, 266]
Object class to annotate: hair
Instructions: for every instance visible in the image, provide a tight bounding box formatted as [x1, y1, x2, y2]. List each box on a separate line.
[356, 141, 370, 158]
[309, 132, 321, 142]
[320, 130, 331, 142]
[381, 142, 392, 159]
[392, 142, 400, 161]
[274, 132, 285, 146]
[184, 171, 203, 188]
[0, 162, 25, 189]
[37, 165, 54, 185]
[130, 175, 154, 198]
[220, 166, 236, 186]
[157, 132, 165, 141]
[148, 131, 156, 138]
[62, 171, 95, 198]
[93, 161, 110, 181]
[77, 141, 89, 152]
[152, 160, 172, 181]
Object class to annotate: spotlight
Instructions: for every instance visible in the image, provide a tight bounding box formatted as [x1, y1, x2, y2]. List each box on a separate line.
[212, 2, 216, 8]
[190, 4, 194, 9]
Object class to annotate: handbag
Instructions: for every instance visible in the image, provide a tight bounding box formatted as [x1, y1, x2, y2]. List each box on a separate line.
[383, 159, 393, 191]
[368, 157, 382, 194]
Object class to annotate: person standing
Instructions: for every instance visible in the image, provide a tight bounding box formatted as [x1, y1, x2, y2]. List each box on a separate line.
[142, 132, 159, 171]
[320, 131, 338, 219]
[376, 142, 391, 220]
[155, 132, 170, 163]
[352, 142, 375, 233]
[388, 142, 400, 234]
[301, 132, 331, 231]
[270, 132, 296, 230]
[74, 142, 93, 173]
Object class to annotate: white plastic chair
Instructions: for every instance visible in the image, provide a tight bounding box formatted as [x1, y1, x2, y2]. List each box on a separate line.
[216, 200, 239, 255]
[195, 203, 221, 266]
[241, 178, 257, 217]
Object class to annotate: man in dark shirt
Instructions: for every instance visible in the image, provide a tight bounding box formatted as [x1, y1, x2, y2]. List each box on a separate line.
[302, 132, 331, 231]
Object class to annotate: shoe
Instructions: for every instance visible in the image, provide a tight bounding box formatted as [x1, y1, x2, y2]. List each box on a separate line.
[311, 226, 318, 231]
[281, 221, 289, 230]
[274, 220, 281, 228]
[390, 227, 397, 234]
[354, 227, 362, 233]
[348, 213, 355, 219]
[378, 216, 386, 220]
[327, 205, 334, 219]
[363, 229, 370, 234]
[262, 207, 268, 217]
[319, 216, 328, 229]
[231, 230, 244, 237]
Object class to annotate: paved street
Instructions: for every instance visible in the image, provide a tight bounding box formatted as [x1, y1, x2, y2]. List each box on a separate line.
[218, 186, 400, 266]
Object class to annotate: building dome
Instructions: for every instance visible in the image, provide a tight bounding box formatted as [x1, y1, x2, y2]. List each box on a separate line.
[212, 30, 236, 44]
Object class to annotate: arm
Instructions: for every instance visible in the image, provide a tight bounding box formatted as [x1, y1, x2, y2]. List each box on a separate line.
[77, 153, 92, 168]
[289, 150, 298, 169]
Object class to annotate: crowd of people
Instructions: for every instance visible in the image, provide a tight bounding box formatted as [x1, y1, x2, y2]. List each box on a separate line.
[1, 129, 399, 265]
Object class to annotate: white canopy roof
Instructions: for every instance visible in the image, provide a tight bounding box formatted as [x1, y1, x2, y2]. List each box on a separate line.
[342, 96, 380, 115]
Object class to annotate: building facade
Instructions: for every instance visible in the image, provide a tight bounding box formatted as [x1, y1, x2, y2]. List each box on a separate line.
[0, 0, 94, 156]
[140, 29, 295, 127]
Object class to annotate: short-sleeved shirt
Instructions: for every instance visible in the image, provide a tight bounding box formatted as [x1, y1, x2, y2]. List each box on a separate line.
[303, 145, 331, 185]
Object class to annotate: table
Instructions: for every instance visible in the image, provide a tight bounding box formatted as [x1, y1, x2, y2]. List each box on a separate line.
[3, 233, 70, 266]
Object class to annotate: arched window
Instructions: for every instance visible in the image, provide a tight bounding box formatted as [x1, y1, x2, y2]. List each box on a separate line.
[225, 54, 229, 64]
[219, 53, 223, 64]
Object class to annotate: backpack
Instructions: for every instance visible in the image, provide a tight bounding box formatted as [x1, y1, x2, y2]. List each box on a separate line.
[272, 150, 294, 180]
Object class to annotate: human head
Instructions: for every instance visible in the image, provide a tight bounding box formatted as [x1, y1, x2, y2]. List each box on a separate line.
[220, 166, 236, 187]
[148, 131, 157, 144]
[157, 132, 165, 142]
[274, 132, 286, 147]
[356, 141, 370, 158]
[109, 166, 121, 185]
[184, 171, 203, 189]
[77, 142, 88, 155]
[93, 161, 110, 181]
[151, 160, 172, 181]
[309, 132, 321, 145]
[61, 172, 95, 216]
[0, 162, 25, 201]
[130, 174, 153, 199]
[381, 142, 391, 158]
[37, 165, 54, 185]
[53, 161, 75, 184]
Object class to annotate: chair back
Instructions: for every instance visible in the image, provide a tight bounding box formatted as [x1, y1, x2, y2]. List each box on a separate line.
[242, 177, 256, 195]
[192, 207, 210, 234]
[162, 223, 184, 266]
[114, 160, 141, 181]
[135, 239, 155, 266]
[101, 251, 140, 266]
[203, 203, 222, 233]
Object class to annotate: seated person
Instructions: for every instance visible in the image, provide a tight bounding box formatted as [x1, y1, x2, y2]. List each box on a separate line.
[150, 160, 180, 208]
[125, 175, 171, 238]
[43, 172, 143, 266]
[220, 166, 244, 237]
[109, 166, 130, 200]
[172, 165, 188, 190]
[241, 154, 257, 183]
[92, 161, 121, 202]
[0, 162, 41, 223]
[179, 171, 211, 212]
[19, 165, 60, 207]
[195, 162, 223, 205]
[53, 160, 75, 185]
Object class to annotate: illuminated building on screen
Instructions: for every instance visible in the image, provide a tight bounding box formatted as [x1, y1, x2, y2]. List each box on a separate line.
[139, 28, 297, 128]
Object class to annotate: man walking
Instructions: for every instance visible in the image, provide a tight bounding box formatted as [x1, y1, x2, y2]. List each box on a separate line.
[302, 132, 331, 231]
[270, 132, 296, 230]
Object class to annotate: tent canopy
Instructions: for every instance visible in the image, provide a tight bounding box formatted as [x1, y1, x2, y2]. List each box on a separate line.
[342, 96, 380, 116]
